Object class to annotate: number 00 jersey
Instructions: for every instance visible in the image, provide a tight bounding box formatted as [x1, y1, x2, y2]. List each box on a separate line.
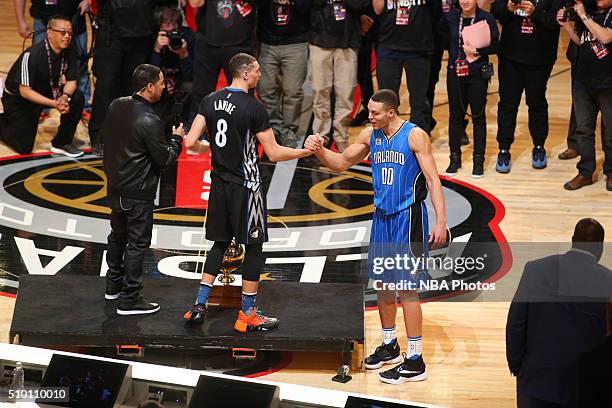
[198, 87, 271, 189]
[370, 121, 427, 215]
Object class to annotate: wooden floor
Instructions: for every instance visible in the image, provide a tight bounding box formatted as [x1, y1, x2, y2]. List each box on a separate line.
[1, 1, 610, 407]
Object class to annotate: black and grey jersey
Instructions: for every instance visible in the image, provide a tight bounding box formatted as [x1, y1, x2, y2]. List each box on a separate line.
[198, 87, 271, 189]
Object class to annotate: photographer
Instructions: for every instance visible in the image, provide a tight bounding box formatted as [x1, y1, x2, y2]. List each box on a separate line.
[491, 0, 561, 173]
[558, 0, 612, 191]
[442, 0, 499, 178]
[0, 15, 84, 157]
[150, 7, 195, 136]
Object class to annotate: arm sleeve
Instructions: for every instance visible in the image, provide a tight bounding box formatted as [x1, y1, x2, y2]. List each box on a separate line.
[141, 115, 181, 169]
[20, 52, 35, 87]
[150, 49, 162, 68]
[64, 47, 78, 81]
[491, 0, 513, 23]
[532, 0, 562, 30]
[505, 263, 533, 376]
[179, 28, 195, 81]
[251, 101, 272, 134]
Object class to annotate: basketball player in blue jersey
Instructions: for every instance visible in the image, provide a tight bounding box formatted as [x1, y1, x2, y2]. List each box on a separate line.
[306, 89, 447, 384]
[182, 54, 316, 332]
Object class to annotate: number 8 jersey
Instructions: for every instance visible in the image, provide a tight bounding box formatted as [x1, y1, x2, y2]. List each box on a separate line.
[198, 87, 271, 189]
[370, 121, 428, 215]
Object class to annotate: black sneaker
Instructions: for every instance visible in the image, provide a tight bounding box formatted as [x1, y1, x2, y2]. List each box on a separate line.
[104, 290, 120, 300]
[117, 297, 160, 315]
[472, 155, 485, 179]
[378, 353, 427, 384]
[364, 340, 401, 370]
[50, 144, 84, 158]
[184, 303, 207, 324]
[445, 152, 462, 176]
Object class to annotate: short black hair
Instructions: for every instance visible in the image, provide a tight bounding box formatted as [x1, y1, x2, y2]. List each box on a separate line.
[572, 218, 605, 243]
[370, 89, 399, 113]
[157, 7, 182, 28]
[228, 53, 257, 79]
[132, 64, 162, 92]
[47, 14, 72, 28]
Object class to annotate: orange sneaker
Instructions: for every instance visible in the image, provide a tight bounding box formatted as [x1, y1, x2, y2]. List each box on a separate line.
[234, 308, 279, 333]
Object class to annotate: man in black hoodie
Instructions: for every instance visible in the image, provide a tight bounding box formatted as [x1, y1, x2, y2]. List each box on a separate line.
[491, 0, 561, 174]
[309, 0, 369, 152]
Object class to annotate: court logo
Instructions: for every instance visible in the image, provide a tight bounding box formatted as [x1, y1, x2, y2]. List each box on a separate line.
[0, 153, 509, 305]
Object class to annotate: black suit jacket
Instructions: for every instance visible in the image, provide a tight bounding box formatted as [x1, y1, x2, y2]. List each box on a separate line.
[506, 250, 612, 405]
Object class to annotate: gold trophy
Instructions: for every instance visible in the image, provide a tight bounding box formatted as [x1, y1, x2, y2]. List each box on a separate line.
[207, 239, 244, 308]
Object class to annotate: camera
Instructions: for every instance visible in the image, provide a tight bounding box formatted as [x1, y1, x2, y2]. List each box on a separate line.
[164, 30, 183, 51]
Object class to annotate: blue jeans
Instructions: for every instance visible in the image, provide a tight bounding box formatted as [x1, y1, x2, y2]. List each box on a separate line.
[33, 19, 91, 108]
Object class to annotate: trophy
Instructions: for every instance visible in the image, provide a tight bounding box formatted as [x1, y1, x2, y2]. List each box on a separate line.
[207, 239, 244, 308]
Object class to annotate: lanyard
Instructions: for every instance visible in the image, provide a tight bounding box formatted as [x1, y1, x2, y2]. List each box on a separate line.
[44, 39, 65, 99]
[458, 16, 473, 60]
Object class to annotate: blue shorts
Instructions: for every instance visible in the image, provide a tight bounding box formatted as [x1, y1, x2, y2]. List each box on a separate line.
[368, 201, 429, 287]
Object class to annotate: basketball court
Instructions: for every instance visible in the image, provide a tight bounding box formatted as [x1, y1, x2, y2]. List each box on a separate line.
[1, 1, 611, 406]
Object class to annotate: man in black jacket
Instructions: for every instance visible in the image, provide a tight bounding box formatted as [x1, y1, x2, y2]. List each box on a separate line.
[506, 218, 612, 407]
[101, 64, 184, 315]
[492, 0, 561, 173]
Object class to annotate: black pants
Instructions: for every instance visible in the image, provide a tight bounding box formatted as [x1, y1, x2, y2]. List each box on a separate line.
[190, 35, 251, 121]
[496, 58, 553, 150]
[376, 54, 432, 133]
[356, 34, 375, 113]
[566, 77, 605, 151]
[447, 73, 488, 156]
[428, 48, 444, 128]
[89, 30, 152, 146]
[0, 90, 84, 154]
[573, 81, 612, 179]
[105, 190, 154, 306]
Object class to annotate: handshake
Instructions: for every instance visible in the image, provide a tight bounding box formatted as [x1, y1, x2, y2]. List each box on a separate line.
[304, 133, 326, 153]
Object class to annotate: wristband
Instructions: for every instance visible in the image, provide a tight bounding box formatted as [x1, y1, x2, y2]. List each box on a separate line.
[62, 92, 72, 101]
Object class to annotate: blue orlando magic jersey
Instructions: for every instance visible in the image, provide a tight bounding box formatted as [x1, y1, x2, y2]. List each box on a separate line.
[370, 121, 427, 215]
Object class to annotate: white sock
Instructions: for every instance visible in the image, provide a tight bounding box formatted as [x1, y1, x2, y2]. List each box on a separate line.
[382, 326, 396, 345]
[407, 336, 422, 360]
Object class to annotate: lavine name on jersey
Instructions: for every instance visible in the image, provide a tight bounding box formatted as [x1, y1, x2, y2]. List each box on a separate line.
[214, 99, 236, 115]
[372, 150, 406, 166]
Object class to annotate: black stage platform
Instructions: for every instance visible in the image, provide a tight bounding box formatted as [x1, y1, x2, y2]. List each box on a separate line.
[10, 276, 364, 354]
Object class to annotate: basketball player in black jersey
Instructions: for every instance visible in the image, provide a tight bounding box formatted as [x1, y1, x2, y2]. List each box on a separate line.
[182, 53, 320, 332]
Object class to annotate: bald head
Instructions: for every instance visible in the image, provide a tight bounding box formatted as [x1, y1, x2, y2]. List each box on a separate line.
[572, 218, 605, 260]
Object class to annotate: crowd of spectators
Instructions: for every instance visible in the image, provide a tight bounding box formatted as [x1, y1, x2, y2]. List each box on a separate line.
[0, 0, 610, 190]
